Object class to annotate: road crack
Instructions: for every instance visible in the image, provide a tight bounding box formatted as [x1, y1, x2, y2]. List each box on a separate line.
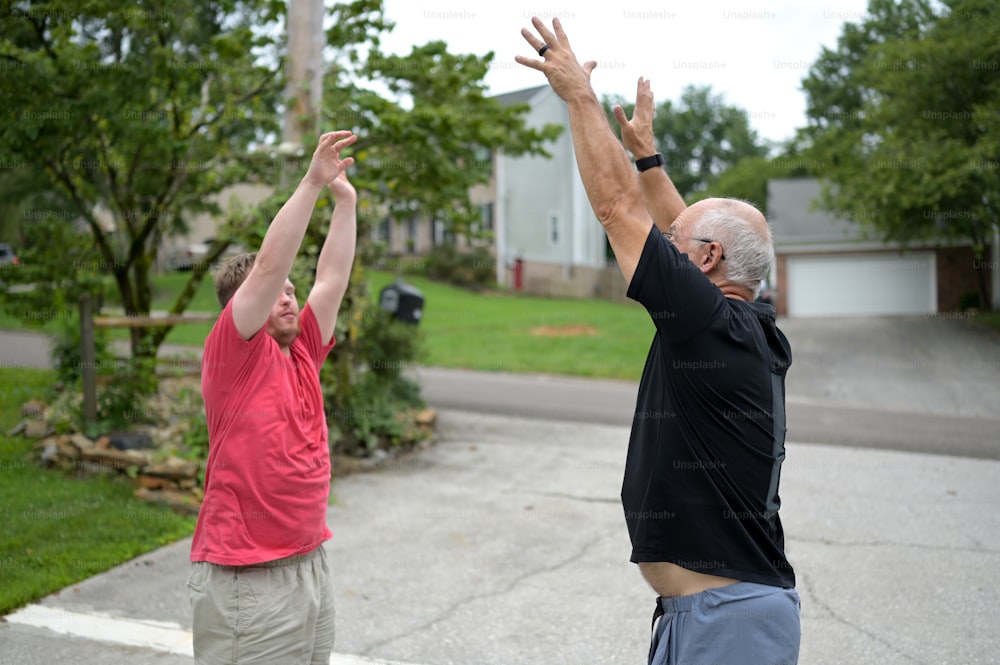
[798, 570, 927, 665]
[359, 529, 609, 657]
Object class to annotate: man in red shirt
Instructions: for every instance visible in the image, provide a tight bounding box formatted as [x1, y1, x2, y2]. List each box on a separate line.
[187, 130, 357, 665]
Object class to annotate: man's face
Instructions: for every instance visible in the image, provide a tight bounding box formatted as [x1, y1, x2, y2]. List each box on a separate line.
[265, 279, 300, 348]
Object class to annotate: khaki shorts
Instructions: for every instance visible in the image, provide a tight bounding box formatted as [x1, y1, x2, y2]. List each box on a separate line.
[187, 546, 335, 665]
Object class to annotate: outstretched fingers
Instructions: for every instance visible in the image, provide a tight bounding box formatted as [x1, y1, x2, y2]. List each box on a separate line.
[551, 17, 572, 49]
[332, 133, 358, 153]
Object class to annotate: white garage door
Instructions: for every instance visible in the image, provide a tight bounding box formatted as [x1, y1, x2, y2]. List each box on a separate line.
[786, 253, 936, 317]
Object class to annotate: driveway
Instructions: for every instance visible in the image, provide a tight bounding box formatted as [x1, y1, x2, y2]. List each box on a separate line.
[778, 315, 1000, 418]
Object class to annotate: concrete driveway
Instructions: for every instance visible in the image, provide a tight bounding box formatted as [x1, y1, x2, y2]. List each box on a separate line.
[778, 315, 1000, 418]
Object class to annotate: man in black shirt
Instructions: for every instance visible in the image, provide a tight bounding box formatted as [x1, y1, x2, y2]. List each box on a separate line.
[517, 19, 800, 665]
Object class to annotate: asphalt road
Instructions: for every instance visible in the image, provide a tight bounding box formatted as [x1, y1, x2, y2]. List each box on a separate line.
[412, 367, 1000, 460]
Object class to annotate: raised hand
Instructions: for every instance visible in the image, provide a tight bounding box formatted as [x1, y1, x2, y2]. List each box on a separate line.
[304, 130, 357, 188]
[613, 77, 657, 158]
[515, 17, 597, 103]
[327, 169, 356, 202]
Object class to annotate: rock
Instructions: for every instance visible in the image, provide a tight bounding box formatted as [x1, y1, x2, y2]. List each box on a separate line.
[39, 442, 60, 464]
[53, 435, 80, 460]
[143, 456, 200, 480]
[24, 419, 52, 439]
[135, 475, 176, 490]
[80, 447, 151, 473]
[69, 434, 97, 454]
[415, 408, 437, 427]
[104, 431, 155, 451]
[21, 399, 46, 419]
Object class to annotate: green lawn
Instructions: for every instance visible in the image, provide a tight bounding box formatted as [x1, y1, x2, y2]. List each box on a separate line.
[0, 368, 197, 615]
[368, 272, 653, 381]
[1, 269, 656, 380]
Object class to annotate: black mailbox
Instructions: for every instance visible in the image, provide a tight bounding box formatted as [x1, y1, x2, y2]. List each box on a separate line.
[379, 280, 424, 324]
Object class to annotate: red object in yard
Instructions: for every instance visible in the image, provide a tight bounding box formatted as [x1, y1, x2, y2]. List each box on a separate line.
[513, 258, 524, 291]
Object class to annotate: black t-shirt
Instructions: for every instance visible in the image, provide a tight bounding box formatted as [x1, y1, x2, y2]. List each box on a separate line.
[623, 225, 795, 588]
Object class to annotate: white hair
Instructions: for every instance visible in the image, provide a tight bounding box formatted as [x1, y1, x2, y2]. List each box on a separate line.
[688, 200, 774, 299]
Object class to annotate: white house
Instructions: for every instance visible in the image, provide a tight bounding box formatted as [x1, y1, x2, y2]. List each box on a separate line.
[491, 85, 619, 299]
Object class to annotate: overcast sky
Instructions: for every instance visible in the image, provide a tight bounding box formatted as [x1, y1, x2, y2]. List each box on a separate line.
[375, 0, 872, 146]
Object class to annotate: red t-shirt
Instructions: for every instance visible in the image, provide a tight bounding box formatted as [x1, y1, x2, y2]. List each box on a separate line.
[190, 301, 335, 565]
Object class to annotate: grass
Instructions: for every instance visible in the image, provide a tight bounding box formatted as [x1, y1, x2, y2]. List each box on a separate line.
[0, 268, 657, 381]
[976, 311, 1000, 334]
[369, 271, 654, 381]
[0, 271, 221, 347]
[0, 367, 197, 615]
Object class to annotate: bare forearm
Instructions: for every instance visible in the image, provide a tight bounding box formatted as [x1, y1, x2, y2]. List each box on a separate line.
[638, 168, 687, 233]
[255, 178, 323, 281]
[565, 93, 652, 282]
[315, 195, 357, 297]
[566, 91, 644, 227]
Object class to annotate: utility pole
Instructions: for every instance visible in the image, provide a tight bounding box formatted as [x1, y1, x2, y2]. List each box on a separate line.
[281, 0, 325, 181]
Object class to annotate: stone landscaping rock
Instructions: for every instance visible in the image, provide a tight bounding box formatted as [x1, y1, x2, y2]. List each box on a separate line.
[24, 419, 52, 438]
[144, 456, 200, 481]
[105, 431, 155, 451]
[17, 383, 438, 515]
[21, 399, 46, 419]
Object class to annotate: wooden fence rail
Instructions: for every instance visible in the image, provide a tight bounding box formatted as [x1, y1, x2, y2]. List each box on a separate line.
[79, 294, 214, 428]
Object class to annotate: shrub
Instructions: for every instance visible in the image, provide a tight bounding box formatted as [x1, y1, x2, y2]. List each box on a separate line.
[959, 291, 981, 311]
[321, 302, 426, 457]
[425, 243, 495, 290]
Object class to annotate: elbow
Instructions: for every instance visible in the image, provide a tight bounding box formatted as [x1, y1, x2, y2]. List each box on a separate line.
[594, 191, 626, 227]
[594, 190, 643, 232]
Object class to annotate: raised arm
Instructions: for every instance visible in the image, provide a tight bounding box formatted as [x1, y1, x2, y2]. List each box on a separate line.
[231, 131, 356, 340]
[516, 17, 652, 284]
[307, 170, 357, 345]
[612, 78, 687, 234]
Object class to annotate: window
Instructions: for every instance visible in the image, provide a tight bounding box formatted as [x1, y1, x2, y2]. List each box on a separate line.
[480, 202, 494, 232]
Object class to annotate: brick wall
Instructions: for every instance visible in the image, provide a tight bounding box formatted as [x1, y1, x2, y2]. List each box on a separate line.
[936, 245, 994, 312]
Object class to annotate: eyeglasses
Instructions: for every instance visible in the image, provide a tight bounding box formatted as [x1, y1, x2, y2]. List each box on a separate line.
[661, 230, 726, 261]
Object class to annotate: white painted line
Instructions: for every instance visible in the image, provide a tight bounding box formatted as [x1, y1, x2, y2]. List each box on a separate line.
[6, 605, 193, 656]
[5, 604, 420, 665]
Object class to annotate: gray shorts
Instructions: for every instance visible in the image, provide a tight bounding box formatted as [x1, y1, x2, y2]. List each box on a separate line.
[187, 545, 335, 665]
[648, 582, 801, 665]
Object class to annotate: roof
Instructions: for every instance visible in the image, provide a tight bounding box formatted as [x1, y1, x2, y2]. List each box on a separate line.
[492, 85, 549, 106]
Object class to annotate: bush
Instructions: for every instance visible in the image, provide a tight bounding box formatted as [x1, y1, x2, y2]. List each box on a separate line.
[425, 243, 495, 290]
[959, 291, 982, 311]
[321, 303, 426, 457]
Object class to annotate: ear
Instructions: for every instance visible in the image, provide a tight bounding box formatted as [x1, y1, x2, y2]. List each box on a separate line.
[698, 242, 725, 274]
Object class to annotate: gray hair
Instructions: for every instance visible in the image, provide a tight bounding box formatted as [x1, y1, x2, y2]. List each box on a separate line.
[688, 200, 774, 299]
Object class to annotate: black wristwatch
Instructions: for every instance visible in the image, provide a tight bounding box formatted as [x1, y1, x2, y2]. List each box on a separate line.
[635, 153, 665, 172]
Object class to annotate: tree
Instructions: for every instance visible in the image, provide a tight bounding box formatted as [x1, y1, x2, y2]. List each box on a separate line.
[0, 0, 559, 392]
[330, 41, 562, 236]
[260, 6, 562, 447]
[800, 0, 1000, 307]
[604, 84, 770, 199]
[0, 0, 286, 373]
[693, 138, 820, 214]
